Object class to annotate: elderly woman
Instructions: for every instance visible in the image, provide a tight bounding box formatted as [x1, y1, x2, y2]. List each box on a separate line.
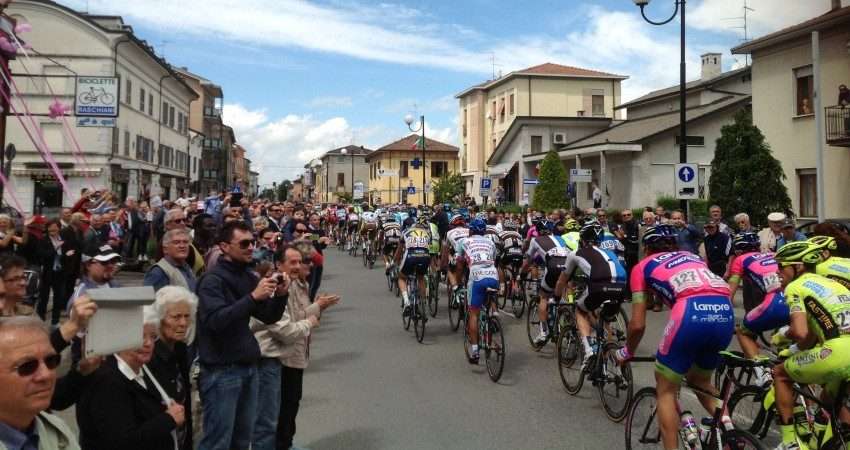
[145, 286, 197, 450]
[77, 322, 185, 450]
[0, 213, 23, 255]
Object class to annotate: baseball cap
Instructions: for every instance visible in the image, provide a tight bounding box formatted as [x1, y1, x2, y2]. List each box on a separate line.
[767, 212, 786, 222]
[82, 244, 121, 263]
[781, 217, 796, 229]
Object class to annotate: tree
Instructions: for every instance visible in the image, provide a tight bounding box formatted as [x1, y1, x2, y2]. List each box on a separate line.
[277, 180, 292, 201]
[533, 150, 569, 211]
[709, 110, 791, 226]
[432, 173, 464, 204]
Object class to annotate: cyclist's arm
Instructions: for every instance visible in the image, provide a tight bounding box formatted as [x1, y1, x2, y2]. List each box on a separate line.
[554, 254, 581, 299]
[788, 309, 816, 349]
[394, 240, 404, 264]
[624, 300, 647, 356]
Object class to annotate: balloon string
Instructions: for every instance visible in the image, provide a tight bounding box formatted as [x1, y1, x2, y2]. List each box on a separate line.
[0, 168, 27, 214]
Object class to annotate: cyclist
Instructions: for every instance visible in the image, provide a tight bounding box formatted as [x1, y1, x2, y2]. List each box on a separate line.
[425, 212, 441, 269]
[523, 219, 571, 345]
[728, 232, 786, 386]
[444, 215, 470, 296]
[771, 240, 850, 450]
[497, 219, 524, 296]
[616, 224, 735, 450]
[554, 221, 627, 371]
[560, 218, 581, 252]
[380, 215, 402, 274]
[346, 206, 360, 249]
[810, 235, 850, 289]
[395, 219, 432, 317]
[360, 204, 379, 255]
[335, 205, 347, 244]
[456, 218, 499, 364]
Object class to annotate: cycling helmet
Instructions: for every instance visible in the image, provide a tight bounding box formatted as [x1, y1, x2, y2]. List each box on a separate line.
[774, 240, 826, 266]
[450, 215, 466, 227]
[642, 224, 677, 246]
[732, 232, 760, 252]
[475, 212, 487, 221]
[502, 219, 518, 230]
[563, 218, 580, 233]
[808, 235, 838, 251]
[535, 220, 552, 234]
[579, 222, 604, 245]
[417, 214, 430, 225]
[469, 218, 487, 235]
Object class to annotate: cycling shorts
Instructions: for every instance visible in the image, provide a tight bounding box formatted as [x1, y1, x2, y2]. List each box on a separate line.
[541, 256, 567, 293]
[784, 337, 850, 397]
[383, 242, 398, 256]
[499, 251, 524, 267]
[741, 291, 789, 335]
[401, 254, 430, 276]
[656, 295, 735, 383]
[363, 222, 378, 231]
[347, 221, 359, 230]
[577, 282, 626, 316]
[467, 266, 499, 311]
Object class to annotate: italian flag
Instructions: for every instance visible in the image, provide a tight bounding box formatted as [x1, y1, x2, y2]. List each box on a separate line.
[410, 136, 425, 150]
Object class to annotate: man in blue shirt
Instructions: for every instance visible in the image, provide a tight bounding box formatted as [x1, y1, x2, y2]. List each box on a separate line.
[776, 217, 807, 249]
[670, 209, 703, 255]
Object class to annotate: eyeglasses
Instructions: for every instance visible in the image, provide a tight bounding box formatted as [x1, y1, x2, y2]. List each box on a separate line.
[13, 353, 61, 377]
[169, 218, 187, 224]
[234, 239, 256, 249]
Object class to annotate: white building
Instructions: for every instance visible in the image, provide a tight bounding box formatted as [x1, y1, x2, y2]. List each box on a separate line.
[6, 0, 197, 215]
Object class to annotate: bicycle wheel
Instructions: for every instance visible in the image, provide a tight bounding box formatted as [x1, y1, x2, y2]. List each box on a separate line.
[368, 250, 375, 270]
[598, 342, 633, 422]
[526, 296, 544, 350]
[499, 274, 510, 310]
[428, 272, 439, 318]
[557, 307, 584, 394]
[624, 387, 660, 450]
[414, 295, 426, 343]
[727, 385, 771, 438]
[717, 428, 768, 450]
[386, 270, 393, 291]
[512, 279, 526, 318]
[362, 247, 367, 266]
[485, 316, 506, 383]
[822, 426, 850, 450]
[403, 288, 413, 331]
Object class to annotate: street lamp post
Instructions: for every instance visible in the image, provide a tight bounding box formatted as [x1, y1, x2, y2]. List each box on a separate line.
[340, 148, 355, 202]
[634, 0, 688, 214]
[404, 114, 427, 205]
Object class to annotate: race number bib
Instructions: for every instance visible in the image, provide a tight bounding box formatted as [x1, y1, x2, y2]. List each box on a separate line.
[669, 268, 727, 295]
[762, 273, 782, 293]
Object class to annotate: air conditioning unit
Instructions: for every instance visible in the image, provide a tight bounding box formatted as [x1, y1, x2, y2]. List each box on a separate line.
[553, 133, 567, 144]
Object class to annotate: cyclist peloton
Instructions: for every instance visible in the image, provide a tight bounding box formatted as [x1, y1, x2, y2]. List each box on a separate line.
[455, 218, 500, 364]
[522, 219, 571, 345]
[554, 221, 627, 371]
[616, 224, 735, 450]
[727, 232, 786, 386]
[395, 217, 432, 317]
[770, 240, 850, 450]
[360, 204, 379, 255]
[380, 215, 402, 274]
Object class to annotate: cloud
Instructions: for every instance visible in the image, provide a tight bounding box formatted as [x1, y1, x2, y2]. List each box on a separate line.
[307, 96, 353, 109]
[688, 0, 843, 38]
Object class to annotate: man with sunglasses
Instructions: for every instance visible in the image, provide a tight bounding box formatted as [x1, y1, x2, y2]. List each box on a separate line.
[66, 245, 122, 363]
[196, 221, 289, 450]
[0, 316, 80, 450]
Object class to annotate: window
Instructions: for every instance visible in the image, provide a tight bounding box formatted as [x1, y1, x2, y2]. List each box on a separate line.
[499, 97, 505, 123]
[140, 88, 145, 111]
[509, 94, 515, 115]
[399, 160, 409, 178]
[798, 169, 817, 217]
[162, 101, 168, 123]
[158, 144, 163, 165]
[674, 135, 706, 146]
[592, 95, 604, 116]
[462, 108, 467, 137]
[177, 113, 183, 132]
[337, 172, 345, 188]
[136, 135, 143, 160]
[491, 101, 496, 120]
[794, 66, 814, 116]
[148, 93, 153, 115]
[169, 107, 175, 128]
[126, 78, 132, 104]
[431, 161, 447, 178]
[531, 135, 543, 154]
[111, 128, 118, 154]
[123, 130, 130, 156]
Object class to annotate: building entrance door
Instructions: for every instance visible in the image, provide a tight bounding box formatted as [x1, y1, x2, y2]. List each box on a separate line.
[33, 179, 63, 217]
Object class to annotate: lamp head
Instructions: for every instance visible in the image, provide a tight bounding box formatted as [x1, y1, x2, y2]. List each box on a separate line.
[633, 0, 650, 6]
[404, 114, 415, 126]
[340, 148, 348, 155]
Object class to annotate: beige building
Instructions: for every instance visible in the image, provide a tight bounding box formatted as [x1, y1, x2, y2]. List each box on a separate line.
[313, 145, 372, 204]
[733, 3, 850, 219]
[456, 62, 627, 202]
[366, 134, 459, 205]
[175, 67, 226, 196]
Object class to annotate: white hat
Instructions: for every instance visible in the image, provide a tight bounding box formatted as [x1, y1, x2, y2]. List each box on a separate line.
[767, 212, 786, 222]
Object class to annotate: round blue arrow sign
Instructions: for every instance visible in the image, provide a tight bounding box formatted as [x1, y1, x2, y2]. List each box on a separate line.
[678, 166, 695, 182]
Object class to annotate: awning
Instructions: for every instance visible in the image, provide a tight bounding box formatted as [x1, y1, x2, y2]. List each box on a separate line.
[487, 161, 516, 179]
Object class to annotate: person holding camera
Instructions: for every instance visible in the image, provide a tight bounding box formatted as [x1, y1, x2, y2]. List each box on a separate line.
[195, 221, 289, 450]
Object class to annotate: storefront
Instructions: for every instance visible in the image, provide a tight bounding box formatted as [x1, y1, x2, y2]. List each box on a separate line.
[110, 165, 129, 202]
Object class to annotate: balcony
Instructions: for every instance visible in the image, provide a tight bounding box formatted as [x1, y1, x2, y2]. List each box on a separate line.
[826, 106, 850, 147]
[203, 138, 223, 150]
[204, 106, 223, 118]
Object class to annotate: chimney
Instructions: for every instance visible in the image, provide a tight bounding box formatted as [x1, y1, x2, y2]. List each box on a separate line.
[701, 52, 722, 80]
[832, 0, 841, 10]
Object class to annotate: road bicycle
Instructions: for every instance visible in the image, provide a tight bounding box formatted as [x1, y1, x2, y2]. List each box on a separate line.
[448, 285, 467, 332]
[727, 354, 850, 450]
[502, 259, 526, 318]
[557, 297, 632, 422]
[625, 352, 766, 450]
[78, 86, 114, 105]
[361, 238, 376, 269]
[463, 288, 506, 382]
[427, 264, 440, 318]
[402, 267, 427, 343]
[526, 293, 568, 351]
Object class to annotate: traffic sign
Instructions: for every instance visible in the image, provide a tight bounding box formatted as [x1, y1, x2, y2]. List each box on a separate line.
[353, 182, 364, 200]
[407, 186, 416, 195]
[674, 163, 698, 200]
[523, 178, 539, 185]
[569, 168, 592, 183]
[411, 158, 421, 169]
[378, 169, 398, 177]
[479, 178, 492, 197]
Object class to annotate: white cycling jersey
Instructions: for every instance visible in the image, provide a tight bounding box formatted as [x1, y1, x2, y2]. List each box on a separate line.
[335, 209, 346, 219]
[447, 227, 470, 254]
[362, 211, 378, 224]
[348, 213, 360, 222]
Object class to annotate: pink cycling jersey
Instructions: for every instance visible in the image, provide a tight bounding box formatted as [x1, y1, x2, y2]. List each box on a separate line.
[729, 252, 781, 294]
[526, 227, 539, 240]
[631, 251, 731, 307]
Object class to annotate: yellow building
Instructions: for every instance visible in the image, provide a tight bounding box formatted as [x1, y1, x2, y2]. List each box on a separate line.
[366, 134, 459, 205]
[456, 62, 628, 202]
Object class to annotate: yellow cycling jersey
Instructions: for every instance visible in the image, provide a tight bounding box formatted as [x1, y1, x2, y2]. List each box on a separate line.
[784, 272, 850, 342]
[816, 256, 850, 290]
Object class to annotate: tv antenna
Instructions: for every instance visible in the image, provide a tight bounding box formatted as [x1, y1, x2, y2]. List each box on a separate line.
[157, 40, 172, 59]
[721, 0, 754, 66]
[490, 53, 503, 80]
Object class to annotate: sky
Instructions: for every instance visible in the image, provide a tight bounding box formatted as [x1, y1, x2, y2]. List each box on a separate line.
[59, 0, 841, 187]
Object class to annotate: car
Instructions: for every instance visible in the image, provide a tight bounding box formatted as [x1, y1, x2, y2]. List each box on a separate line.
[796, 218, 850, 236]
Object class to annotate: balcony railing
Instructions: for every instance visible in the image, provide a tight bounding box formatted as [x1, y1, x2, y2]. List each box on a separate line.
[204, 106, 222, 118]
[826, 106, 850, 147]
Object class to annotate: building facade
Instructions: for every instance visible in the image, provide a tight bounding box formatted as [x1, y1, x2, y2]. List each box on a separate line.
[366, 134, 459, 206]
[733, 4, 850, 219]
[456, 62, 627, 202]
[5, 0, 198, 214]
[313, 145, 372, 204]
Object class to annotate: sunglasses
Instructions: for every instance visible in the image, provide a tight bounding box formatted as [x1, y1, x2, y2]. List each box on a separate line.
[233, 239, 256, 249]
[169, 218, 187, 224]
[13, 353, 61, 377]
[295, 228, 308, 233]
